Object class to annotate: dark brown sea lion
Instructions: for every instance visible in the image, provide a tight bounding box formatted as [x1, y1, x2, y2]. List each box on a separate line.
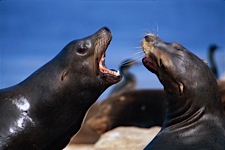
[0, 27, 121, 150]
[87, 89, 167, 134]
[142, 34, 225, 149]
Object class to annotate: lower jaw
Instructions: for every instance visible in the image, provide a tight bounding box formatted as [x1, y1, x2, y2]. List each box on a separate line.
[99, 72, 122, 85]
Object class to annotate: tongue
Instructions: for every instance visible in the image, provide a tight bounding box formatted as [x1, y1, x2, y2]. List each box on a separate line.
[144, 57, 151, 62]
[143, 57, 157, 74]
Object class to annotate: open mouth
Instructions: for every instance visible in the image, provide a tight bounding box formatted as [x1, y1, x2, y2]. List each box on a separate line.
[99, 53, 120, 76]
[95, 32, 120, 77]
[141, 39, 158, 74]
[142, 56, 158, 75]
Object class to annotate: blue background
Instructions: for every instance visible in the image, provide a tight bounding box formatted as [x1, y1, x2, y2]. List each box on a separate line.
[1, 1, 225, 100]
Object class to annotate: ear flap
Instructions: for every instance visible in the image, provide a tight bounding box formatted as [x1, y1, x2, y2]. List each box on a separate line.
[61, 70, 69, 81]
[202, 59, 208, 65]
[179, 82, 184, 96]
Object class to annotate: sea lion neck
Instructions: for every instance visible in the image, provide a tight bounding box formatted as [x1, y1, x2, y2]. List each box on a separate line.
[142, 34, 225, 129]
[161, 54, 224, 129]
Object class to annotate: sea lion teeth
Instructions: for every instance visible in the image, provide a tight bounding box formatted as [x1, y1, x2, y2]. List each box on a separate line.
[99, 51, 120, 76]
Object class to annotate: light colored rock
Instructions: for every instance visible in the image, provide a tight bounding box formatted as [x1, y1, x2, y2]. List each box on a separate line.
[64, 126, 161, 150]
[64, 144, 93, 150]
[92, 126, 161, 150]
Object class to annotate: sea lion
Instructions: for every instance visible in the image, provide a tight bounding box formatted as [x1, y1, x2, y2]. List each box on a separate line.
[109, 59, 138, 96]
[87, 89, 167, 134]
[142, 34, 225, 149]
[0, 27, 121, 149]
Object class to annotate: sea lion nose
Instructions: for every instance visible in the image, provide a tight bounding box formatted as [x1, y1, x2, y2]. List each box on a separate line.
[144, 35, 154, 43]
[98, 27, 112, 37]
[100, 26, 111, 34]
[102, 26, 111, 33]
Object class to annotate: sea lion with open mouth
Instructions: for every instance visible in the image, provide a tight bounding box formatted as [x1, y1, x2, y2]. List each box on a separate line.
[0, 27, 121, 150]
[142, 34, 225, 150]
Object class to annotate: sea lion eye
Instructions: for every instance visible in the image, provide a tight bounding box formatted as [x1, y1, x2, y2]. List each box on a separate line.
[172, 43, 183, 51]
[77, 45, 87, 54]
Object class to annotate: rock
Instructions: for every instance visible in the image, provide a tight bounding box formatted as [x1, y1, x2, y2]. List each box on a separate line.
[64, 126, 160, 150]
[64, 144, 93, 150]
[93, 126, 161, 150]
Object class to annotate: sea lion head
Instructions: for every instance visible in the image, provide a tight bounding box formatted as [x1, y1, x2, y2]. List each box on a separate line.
[56, 27, 122, 92]
[142, 34, 219, 100]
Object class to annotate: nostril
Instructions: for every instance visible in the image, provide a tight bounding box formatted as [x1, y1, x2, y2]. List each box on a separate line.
[145, 35, 154, 43]
[104, 27, 111, 32]
[98, 26, 111, 37]
[101, 26, 111, 33]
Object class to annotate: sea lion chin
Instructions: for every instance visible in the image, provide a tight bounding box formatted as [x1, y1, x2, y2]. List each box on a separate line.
[0, 27, 121, 150]
[142, 34, 225, 150]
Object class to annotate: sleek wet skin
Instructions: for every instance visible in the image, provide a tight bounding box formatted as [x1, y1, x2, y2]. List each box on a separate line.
[0, 27, 121, 149]
[142, 34, 225, 149]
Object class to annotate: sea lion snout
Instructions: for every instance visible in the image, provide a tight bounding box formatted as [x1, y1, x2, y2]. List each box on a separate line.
[144, 35, 152, 42]
[100, 27, 111, 33]
[97, 27, 111, 38]
[144, 34, 160, 44]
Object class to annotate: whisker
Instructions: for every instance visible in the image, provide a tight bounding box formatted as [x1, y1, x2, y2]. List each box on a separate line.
[133, 46, 145, 56]
[133, 51, 144, 55]
[133, 46, 143, 49]
[121, 60, 136, 66]
[154, 22, 160, 37]
[144, 29, 151, 35]
[143, 22, 160, 37]
[120, 52, 145, 66]
[119, 42, 146, 66]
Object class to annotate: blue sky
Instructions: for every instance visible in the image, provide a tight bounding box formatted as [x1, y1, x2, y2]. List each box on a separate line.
[0, 1, 225, 100]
